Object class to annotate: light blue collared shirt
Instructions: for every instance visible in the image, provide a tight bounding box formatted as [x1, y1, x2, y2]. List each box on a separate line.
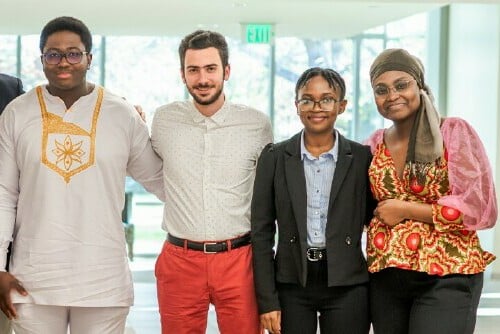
[300, 130, 339, 248]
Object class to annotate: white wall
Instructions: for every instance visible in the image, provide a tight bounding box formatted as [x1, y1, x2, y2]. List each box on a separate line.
[447, 3, 500, 278]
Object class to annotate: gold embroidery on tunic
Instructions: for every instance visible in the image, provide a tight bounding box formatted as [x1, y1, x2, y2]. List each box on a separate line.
[53, 135, 85, 171]
[37, 86, 103, 183]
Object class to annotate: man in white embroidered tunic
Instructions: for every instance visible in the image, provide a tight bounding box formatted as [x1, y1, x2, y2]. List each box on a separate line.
[151, 30, 273, 333]
[0, 17, 164, 334]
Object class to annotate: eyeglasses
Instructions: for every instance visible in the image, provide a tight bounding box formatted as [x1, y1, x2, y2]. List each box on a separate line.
[296, 97, 339, 112]
[373, 79, 415, 97]
[41, 51, 88, 65]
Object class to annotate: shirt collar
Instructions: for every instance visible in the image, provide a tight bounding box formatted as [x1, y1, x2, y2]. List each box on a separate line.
[300, 129, 339, 162]
[190, 98, 230, 125]
[42, 84, 98, 106]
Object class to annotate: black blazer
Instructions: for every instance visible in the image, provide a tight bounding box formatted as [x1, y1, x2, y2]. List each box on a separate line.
[251, 131, 375, 314]
[0, 73, 23, 271]
[0, 73, 24, 113]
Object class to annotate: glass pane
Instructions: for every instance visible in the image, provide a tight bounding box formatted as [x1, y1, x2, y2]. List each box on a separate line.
[0, 35, 17, 76]
[359, 39, 385, 142]
[105, 36, 184, 126]
[331, 39, 354, 139]
[274, 37, 308, 142]
[225, 39, 270, 115]
[20, 35, 45, 90]
[87, 35, 103, 85]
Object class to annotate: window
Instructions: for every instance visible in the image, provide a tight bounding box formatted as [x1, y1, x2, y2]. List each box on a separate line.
[0, 35, 17, 76]
[105, 36, 184, 125]
[225, 40, 270, 115]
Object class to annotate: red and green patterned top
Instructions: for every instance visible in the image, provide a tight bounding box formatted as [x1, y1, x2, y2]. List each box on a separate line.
[365, 117, 497, 276]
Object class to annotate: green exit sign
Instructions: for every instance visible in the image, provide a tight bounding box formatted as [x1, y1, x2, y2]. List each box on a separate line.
[243, 24, 274, 44]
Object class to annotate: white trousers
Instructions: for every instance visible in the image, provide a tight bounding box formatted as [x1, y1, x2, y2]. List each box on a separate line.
[0, 311, 12, 334]
[11, 304, 129, 334]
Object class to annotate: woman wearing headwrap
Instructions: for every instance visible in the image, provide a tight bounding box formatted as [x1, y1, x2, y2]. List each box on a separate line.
[364, 48, 497, 334]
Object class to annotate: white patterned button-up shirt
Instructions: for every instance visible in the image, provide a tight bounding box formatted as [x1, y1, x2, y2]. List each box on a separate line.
[152, 100, 272, 242]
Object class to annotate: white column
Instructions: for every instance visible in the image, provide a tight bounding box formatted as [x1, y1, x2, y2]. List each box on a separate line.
[447, 3, 500, 279]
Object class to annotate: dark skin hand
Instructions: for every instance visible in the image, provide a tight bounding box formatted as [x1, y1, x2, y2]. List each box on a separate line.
[374, 199, 433, 226]
[260, 310, 281, 334]
[0, 271, 28, 319]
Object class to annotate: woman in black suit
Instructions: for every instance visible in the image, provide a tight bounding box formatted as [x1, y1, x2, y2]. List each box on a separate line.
[251, 67, 374, 334]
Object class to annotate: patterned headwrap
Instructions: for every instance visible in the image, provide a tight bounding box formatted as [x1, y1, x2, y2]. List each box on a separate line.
[370, 48, 443, 183]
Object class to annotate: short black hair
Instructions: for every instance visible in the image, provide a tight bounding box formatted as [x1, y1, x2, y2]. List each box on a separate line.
[295, 67, 346, 101]
[178, 30, 229, 70]
[40, 16, 92, 52]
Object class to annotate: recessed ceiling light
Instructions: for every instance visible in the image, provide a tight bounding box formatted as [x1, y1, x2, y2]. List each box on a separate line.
[232, 2, 248, 8]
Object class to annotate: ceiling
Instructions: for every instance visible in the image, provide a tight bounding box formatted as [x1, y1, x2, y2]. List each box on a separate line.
[0, 0, 498, 39]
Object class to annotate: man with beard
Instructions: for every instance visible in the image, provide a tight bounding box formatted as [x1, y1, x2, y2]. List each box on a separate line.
[151, 30, 273, 334]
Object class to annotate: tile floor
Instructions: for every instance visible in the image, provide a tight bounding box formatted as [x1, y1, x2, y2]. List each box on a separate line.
[126, 257, 500, 334]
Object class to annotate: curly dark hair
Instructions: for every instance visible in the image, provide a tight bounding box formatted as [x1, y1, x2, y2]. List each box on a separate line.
[40, 16, 92, 52]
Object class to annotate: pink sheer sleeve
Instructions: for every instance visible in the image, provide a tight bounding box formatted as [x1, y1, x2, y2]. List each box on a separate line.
[363, 129, 385, 153]
[438, 117, 498, 230]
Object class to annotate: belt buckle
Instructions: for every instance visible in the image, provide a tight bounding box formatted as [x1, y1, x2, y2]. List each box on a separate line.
[306, 247, 323, 262]
[203, 242, 218, 254]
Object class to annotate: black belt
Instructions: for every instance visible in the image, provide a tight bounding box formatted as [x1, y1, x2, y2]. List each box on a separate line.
[167, 233, 251, 253]
[306, 247, 326, 262]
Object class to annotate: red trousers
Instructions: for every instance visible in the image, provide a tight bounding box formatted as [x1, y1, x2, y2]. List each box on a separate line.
[155, 241, 261, 334]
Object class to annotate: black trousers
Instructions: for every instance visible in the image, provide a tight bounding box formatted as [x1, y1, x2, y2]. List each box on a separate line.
[370, 268, 483, 334]
[277, 260, 369, 334]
